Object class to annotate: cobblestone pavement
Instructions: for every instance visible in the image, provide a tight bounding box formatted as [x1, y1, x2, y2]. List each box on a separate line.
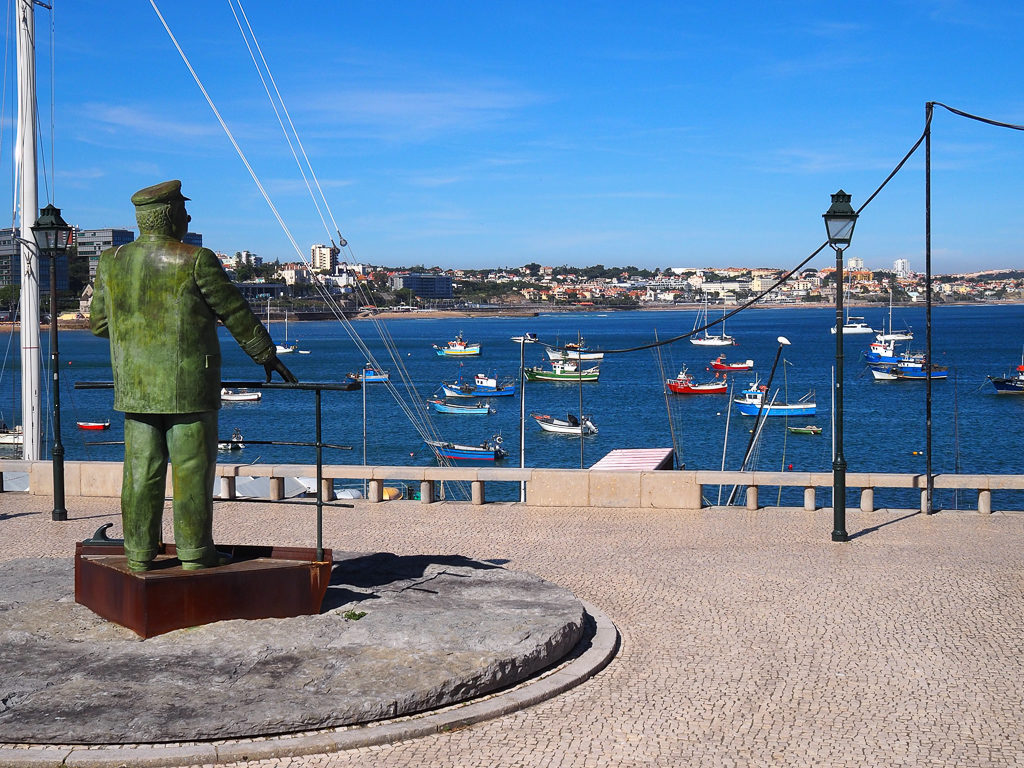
[2, 495, 1023, 767]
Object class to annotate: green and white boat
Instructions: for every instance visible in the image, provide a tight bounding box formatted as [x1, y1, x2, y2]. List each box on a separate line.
[524, 359, 600, 382]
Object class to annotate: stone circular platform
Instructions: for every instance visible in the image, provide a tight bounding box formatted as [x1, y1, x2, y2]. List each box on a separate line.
[0, 552, 589, 745]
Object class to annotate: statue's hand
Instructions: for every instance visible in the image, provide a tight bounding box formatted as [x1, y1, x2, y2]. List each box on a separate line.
[264, 356, 298, 384]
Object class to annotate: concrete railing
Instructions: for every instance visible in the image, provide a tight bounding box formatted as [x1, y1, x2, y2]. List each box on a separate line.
[4, 460, 1023, 514]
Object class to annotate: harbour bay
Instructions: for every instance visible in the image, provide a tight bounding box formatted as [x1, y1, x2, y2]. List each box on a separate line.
[9, 303, 1024, 507]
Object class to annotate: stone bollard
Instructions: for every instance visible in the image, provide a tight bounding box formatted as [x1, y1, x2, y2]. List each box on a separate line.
[368, 479, 383, 503]
[978, 489, 992, 515]
[219, 476, 236, 500]
[803, 486, 815, 511]
[420, 480, 434, 504]
[471, 480, 485, 505]
[321, 478, 334, 502]
[269, 477, 285, 501]
[860, 487, 874, 513]
[746, 485, 758, 511]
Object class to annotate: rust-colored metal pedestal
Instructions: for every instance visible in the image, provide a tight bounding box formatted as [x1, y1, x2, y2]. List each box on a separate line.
[74, 543, 333, 638]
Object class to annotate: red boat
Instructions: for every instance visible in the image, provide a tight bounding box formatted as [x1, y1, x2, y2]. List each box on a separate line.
[666, 368, 727, 394]
[76, 420, 110, 430]
[709, 355, 754, 372]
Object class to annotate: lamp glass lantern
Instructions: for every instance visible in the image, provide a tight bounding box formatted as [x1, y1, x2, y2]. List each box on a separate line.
[822, 190, 858, 250]
[31, 203, 72, 254]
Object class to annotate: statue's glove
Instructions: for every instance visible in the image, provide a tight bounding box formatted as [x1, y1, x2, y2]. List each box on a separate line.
[264, 356, 298, 384]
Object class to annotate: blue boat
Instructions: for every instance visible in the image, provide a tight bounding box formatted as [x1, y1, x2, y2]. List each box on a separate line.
[440, 370, 517, 398]
[427, 398, 495, 415]
[988, 363, 1024, 394]
[425, 435, 507, 461]
[733, 381, 816, 417]
[358, 364, 390, 383]
[864, 337, 923, 366]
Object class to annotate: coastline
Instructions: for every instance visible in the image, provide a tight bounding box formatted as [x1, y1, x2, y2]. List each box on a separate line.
[0, 299, 1017, 331]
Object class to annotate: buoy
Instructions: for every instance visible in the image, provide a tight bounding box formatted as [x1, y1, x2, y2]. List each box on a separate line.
[788, 463, 793, 470]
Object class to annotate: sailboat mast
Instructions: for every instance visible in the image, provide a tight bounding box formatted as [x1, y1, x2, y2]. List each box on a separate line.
[16, 0, 41, 460]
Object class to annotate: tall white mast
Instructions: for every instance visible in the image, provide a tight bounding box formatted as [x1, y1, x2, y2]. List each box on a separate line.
[16, 0, 41, 459]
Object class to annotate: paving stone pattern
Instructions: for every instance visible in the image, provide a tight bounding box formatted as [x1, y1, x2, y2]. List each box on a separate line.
[1, 497, 1022, 767]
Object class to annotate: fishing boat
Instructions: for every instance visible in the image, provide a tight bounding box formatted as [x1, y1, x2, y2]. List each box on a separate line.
[511, 332, 538, 344]
[425, 434, 507, 461]
[524, 359, 601, 382]
[831, 316, 875, 335]
[358, 365, 390, 383]
[988, 364, 1024, 394]
[531, 412, 598, 435]
[666, 367, 727, 394]
[427, 398, 495, 415]
[787, 425, 822, 435]
[710, 355, 754, 371]
[433, 332, 481, 357]
[440, 369, 517, 397]
[689, 299, 735, 346]
[221, 387, 262, 402]
[218, 428, 245, 451]
[733, 382, 816, 417]
[545, 339, 604, 361]
[76, 420, 110, 430]
[871, 363, 948, 381]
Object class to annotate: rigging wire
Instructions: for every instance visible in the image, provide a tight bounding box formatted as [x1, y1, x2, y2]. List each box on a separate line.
[150, 0, 462, 475]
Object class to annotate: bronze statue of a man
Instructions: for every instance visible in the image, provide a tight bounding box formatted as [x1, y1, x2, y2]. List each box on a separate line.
[91, 180, 296, 572]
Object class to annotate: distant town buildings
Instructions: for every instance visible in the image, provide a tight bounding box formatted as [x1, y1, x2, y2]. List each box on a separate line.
[389, 272, 454, 300]
[0, 226, 70, 291]
[847, 255, 865, 271]
[76, 228, 135, 281]
[310, 244, 339, 273]
[894, 258, 911, 278]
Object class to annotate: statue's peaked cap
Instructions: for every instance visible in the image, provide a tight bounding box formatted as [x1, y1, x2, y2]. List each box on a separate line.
[131, 180, 189, 207]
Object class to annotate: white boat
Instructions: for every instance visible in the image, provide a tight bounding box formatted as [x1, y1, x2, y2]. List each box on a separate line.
[831, 316, 875, 335]
[545, 338, 604, 361]
[221, 388, 262, 402]
[0, 424, 24, 445]
[218, 428, 245, 451]
[531, 412, 598, 435]
[689, 299, 734, 346]
[876, 289, 913, 341]
[511, 332, 538, 344]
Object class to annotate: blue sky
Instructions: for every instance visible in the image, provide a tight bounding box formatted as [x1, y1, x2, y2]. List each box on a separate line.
[10, 1, 1024, 272]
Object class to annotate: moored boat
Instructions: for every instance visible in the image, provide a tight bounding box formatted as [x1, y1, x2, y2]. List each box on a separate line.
[710, 355, 753, 371]
[358, 365, 390, 382]
[0, 424, 24, 445]
[218, 428, 245, 451]
[76, 420, 110, 430]
[427, 398, 495, 415]
[441, 369, 517, 397]
[433, 332, 481, 357]
[524, 359, 600, 382]
[511, 332, 538, 344]
[221, 387, 262, 402]
[666, 367, 727, 394]
[733, 382, 816, 417]
[531, 412, 598, 435]
[425, 434, 507, 461]
[988, 364, 1024, 394]
[787, 425, 822, 435]
[689, 300, 735, 346]
[831, 316, 875, 335]
[545, 338, 603, 361]
[871, 363, 948, 381]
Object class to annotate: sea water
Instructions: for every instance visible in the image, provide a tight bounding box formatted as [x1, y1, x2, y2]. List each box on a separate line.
[5, 303, 1023, 507]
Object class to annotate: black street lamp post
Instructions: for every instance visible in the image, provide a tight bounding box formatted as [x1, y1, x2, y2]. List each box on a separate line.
[31, 203, 73, 522]
[823, 190, 858, 543]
